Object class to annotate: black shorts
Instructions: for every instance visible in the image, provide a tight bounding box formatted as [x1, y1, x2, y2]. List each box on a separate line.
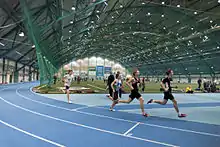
[109, 87, 113, 97]
[65, 86, 70, 90]
[113, 91, 119, 100]
[164, 92, 174, 100]
[129, 90, 141, 100]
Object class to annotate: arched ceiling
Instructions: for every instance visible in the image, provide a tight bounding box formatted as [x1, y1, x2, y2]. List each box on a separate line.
[0, 0, 220, 75]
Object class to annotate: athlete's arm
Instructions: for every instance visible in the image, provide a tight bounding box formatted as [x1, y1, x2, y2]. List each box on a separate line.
[111, 80, 116, 92]
[126, 78, 134, 90]
[160, 81, 166, 91]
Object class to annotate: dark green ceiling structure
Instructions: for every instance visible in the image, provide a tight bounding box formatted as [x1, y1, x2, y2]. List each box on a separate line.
[0, 0, 220, 84]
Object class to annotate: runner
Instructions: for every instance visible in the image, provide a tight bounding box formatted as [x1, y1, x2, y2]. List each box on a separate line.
[107, 73, 122, 111]
[116, 70, 149, 117]
[147, 69, 187, 118]
[62, 69, 74, 104]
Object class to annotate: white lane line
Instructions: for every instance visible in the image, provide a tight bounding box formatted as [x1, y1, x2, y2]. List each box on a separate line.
[0, 96, 178, 147]
[87, 84, 106, 90]
[16, 87, 220, 138]
[72, 106, 90, 111]
[123, 122, 140, 136]
[0, 119, 65, 147]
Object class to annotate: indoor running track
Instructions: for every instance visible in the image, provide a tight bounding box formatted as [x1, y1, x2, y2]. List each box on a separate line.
[0, 82, 220, 147]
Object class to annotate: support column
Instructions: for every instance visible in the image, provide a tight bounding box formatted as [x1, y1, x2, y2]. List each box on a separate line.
[23, 67, 25, 81]
[36, 69, 39, 80]
[2, 58, 5, 83]
[14, 62, 19, 83]
[28, 66, 32, 81]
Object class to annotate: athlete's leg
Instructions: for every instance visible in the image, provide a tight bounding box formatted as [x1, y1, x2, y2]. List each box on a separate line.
[119, 97, 133, 103]
[147, 99, 168, 105]
[138, 97, 148, 116]
[171, 99, 179, 113]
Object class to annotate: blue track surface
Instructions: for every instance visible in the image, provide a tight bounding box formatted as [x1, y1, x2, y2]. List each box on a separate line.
[0, 82, 220, 147]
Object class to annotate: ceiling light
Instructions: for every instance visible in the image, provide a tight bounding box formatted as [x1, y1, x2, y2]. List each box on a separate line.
[32, 45, 35, 48]
[177, 20, 180, 23]
[162, 2, 165, 4]
[137, 20, 140, 23]
[210, 20, 213, 23]
[112, 16, 114, 19]
[19, 32, 24, 37]
[142, 2, 145, 5]
[0, 42, 5, 46]
[69, 30, 72, 33]
[96, 10, 100, 13]
[71, 7, 75, 11]
[177, 5, 180, 7]
[211, 66, 214, 69]
[68, 37, 71, 39]
[130, 13, 133, 16]
[120, 5, 123, 8]
[70, 21, 73, 24]
[122, 21, 124, 23]
[147, 12, 151, 16]
[163, 27, 166, 29]
[217, 46, 219, 49]
[161, 14, 164, 17]
[194, 11, 197, 15]
[149, 22, 152, 25]
[68, 42, 70, 44]
[191, 27, 194, 30]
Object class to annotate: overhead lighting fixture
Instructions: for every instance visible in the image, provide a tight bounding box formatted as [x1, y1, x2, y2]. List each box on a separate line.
[70, 21, 73, 24]
[137, 20, 140, 23]
[163, 27, 166, 30]
[0, 42, 5, 46]
[19, 32, 24, 37]
[177, 20, 180, 23]
[147, 12, 151, 16]
[211, 66, 214, 69]
[142, 2, 145, 5]
[130, 13, 133, 16]
[71, 7, 75, 11]
[177, 5, 180, 7]
[217, 46, 219, 49]
[149, 22, 152, 25]
[120, 5, 123, 8]
[69, 30, 72, 33]
[32, 45, 35, 48]
[191, 27, 194, 30]
[112, 16, 114, 19]
[68, 42, 70, 44]
[194, 11, 197, 15]
[210, 20, 213, 23]
[96, 10, 100, 13]
[161, 14, 164, 17]
[162, 2, 165, 4]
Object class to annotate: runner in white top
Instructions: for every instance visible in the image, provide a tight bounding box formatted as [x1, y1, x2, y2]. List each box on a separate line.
[106, 73, 122, 111]
[62, 70, 73, 103]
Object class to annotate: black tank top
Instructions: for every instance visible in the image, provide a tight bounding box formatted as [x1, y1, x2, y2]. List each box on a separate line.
[132, 77, 140, 91]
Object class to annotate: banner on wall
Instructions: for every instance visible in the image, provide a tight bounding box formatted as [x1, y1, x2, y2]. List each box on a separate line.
[104, 67, 112, 74]
[96, 66, 104, 76]
[88, 67, 96, 76]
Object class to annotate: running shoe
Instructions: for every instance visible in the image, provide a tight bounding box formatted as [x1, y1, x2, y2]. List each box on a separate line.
[147, 99, 153, 104]
[143, 113, 149, 117]
[68, 101, 72, 104]
[109, 108, 115, 111]
[178, 113, 187, 118]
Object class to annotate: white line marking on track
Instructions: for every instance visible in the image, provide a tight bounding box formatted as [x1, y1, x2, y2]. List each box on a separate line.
[123, 122, 140, 136]
[87, 84, 106, 90]
[0, 119, 65, 147]
[0, 96, 178, 147]
[71, 106, 90, 111]
[15, 87, 220, 138]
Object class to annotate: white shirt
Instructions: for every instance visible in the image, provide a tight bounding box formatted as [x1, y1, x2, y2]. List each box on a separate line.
[64, 74, 73, 86]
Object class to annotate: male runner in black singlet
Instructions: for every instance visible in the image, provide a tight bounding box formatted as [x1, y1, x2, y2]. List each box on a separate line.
[117, 70, 149, 117]
[147, 69, 186, 118]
